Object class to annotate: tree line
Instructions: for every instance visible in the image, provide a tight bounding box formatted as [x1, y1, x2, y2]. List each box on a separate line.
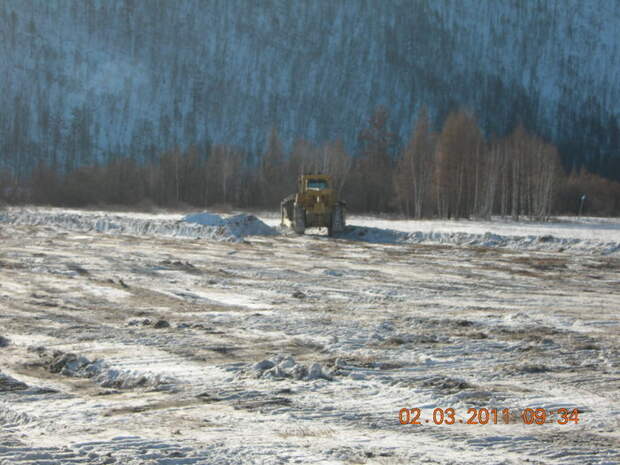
[1, 106, 619, 218]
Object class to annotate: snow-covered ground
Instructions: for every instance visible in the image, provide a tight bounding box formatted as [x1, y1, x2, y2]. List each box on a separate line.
[2, 207, 619, 254]
[0, 208, 618, 464]
[348, 214, 620, 241]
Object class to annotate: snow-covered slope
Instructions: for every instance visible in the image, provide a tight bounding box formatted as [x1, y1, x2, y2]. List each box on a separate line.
[1, 0, 619, 176]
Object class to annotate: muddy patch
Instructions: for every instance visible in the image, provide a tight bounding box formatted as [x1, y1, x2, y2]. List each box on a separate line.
[0, 372, 28, 392]
[377, 334, 448, 347]
[157, 259, 203, 275]
[495, 325, 564, 343]
[505, 255, 569, 271]
[504, 363, 554, 375]
[421, 375, 474, 394]
[233, 397, 293, 411]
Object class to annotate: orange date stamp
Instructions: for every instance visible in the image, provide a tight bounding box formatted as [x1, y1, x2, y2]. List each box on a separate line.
[398, 408, 580, 425]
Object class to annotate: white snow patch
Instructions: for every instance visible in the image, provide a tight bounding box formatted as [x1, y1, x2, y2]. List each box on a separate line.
[261, 211, 620, 253]
[183, 212, 277, 238]
[334, 218, 620, 254]
[183, 211, 224, 226]
[189, 289, 273, 309]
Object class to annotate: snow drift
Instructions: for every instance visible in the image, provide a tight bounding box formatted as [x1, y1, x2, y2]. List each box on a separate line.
[0, 209, 277, 242]
[183, 212, 277, 238]
[336, 225, 620, 255]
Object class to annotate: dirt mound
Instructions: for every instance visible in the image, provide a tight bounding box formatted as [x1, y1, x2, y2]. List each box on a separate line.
[247, 355, 331, 381]
[39, 349, 177, 390]
[0, 372, 28, 392]
[421, 375, 473, 394]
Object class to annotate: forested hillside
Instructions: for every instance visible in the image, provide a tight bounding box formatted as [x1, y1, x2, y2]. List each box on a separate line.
[1, 0, 619, 181]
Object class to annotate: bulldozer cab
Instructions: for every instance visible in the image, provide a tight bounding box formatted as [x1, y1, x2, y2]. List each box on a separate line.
[300, 175, 331, 192]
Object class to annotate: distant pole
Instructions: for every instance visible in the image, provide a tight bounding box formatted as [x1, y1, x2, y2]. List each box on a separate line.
[578, 194, 586, 217]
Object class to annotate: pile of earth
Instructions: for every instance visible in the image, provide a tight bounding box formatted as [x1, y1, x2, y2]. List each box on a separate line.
[32, 348, 177, 390]
[0, 371, 28, 392]
[245, 354, 332, 381]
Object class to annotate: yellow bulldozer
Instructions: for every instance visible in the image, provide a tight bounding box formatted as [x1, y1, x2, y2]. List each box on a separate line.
[281, 174, 346, 236]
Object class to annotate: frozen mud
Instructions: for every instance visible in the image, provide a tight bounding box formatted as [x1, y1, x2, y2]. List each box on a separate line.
[244, 355, 332, 381]
[0, 372, 28, 392]
[33, 348, 177, 390]
[0, 209, 618, 464]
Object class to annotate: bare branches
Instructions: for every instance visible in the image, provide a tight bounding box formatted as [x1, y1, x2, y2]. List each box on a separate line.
[9, 108, 619, 217]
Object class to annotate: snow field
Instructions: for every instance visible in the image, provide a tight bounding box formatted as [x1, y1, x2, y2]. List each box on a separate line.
[0, 208, 618, 464]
